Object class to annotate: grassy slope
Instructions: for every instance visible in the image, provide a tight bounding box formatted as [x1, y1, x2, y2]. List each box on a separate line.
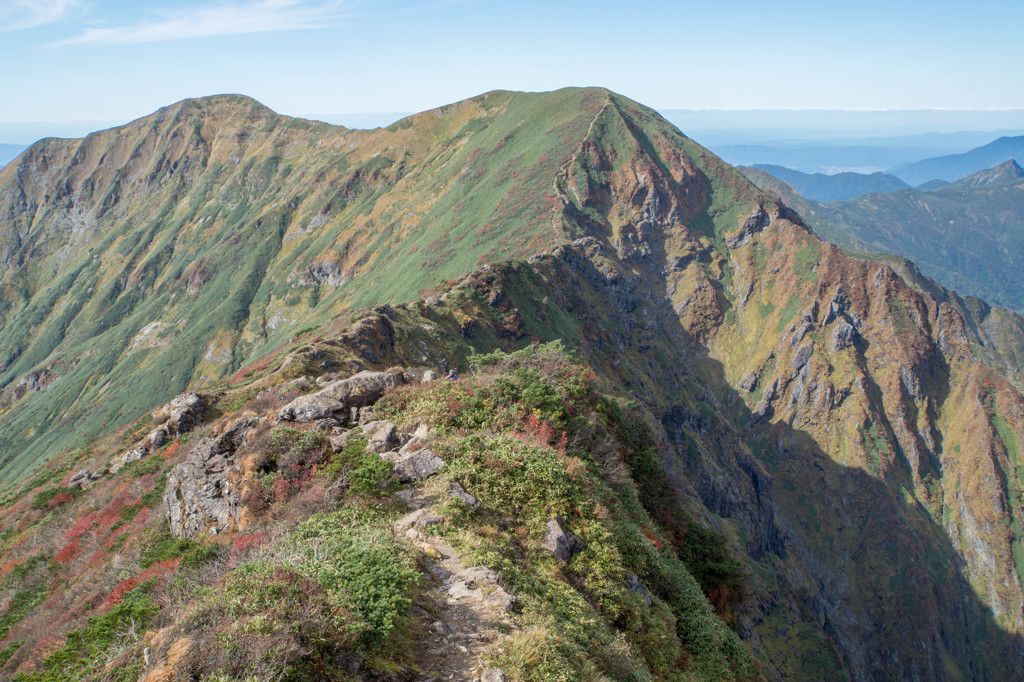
[0, 89, 609, 479]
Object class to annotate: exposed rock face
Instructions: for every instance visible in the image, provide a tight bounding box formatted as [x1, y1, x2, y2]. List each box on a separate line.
[542, 516, 585, 563]
[68, 469, 91, 487]
[316, 370, 406, 407]
[392, 448, 443, 482]
[164, 418, 260, 538]
[277, 394, 345, 422]
[277, 370, 405, 423]
[361, 420, 400, 453]
[118, 392, 207, 468]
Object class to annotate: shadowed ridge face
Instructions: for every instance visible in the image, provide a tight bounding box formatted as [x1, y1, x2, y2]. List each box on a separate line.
[2, 87, 1024, 680]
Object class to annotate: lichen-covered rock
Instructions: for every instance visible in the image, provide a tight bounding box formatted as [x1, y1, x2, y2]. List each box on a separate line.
[832, 319, 857, 352]
[361, 420, 399, 453]
[68, 469, 91, 487]
[481, 669, 506, 682]
[316, 370, 405, 408]
[164, 418, 260, 538]
[392, 448, 443, 482]
[162, 392, 205, 434]
[122, 446, 148, 466]
[277, 394, 346, 422]
[542, 516, 585, 562]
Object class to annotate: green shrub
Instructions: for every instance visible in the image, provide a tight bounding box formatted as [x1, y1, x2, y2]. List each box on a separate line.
[30, 486, 78, 510]
[15, 586, 158, 681]
[319, 435, 392, 495]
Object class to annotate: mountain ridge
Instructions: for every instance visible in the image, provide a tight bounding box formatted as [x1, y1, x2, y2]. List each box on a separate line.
[748, 163, 909, 200]
[2, 88, 1024, 680]
[888, 135, 1024, 186]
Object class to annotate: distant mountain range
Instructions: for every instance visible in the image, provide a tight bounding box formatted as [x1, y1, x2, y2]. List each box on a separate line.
[748, 164, 909, 201]
[889, 135, 1024, 186]
[742, 159, 1024, 311]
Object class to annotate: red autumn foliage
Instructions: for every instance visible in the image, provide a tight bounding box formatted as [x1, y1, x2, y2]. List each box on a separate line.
[55, 539, 81, 563]
[47, 491, 76, 509]
[99, 491, 138, 529]
[642, 524, 663, 550]
[231, 531, 268, 557]
[65, 511, 99, 543]
[162, 438, 182, 459]
[103, 557, 181, 609]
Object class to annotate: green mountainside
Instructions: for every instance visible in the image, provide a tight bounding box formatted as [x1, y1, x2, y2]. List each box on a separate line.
[2, 89, 1024, 680]
[749, 164, 909, 200]
[741, 162, 1024, 312]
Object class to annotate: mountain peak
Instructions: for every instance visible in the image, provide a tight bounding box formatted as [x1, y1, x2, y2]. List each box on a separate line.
[946, 157, 1024, 189]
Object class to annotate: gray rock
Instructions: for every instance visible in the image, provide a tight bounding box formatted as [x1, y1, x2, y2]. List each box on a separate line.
[278, 394, 345, 422]
[791, 342, 813, 370]
[148, 425, 169, 448]
[329, 428, 359, 453]
[395, 487, 433, 510]
[461, 566, 502, 587]
[542, 516, 585, 563]
[486, 587, 517, 612]
[626, 574, 653, 606]
[832, 320, 857, 352]
[361, 420, 399, 453]
[790, 322, 810, 347]
[481, 669, 506, 682]
[421, 369, 437, 383]
[314, 417, 341, 431]
[163, 418, 260, 538]
[449, 481, 481, 509]
[394, 508, 441, 533]
[393, 448, 443, 482]
[357, 406, 375, 424]
[121, 446, 148, 465]
[163, 392, 205, 434]
[68, 469, 91, 487]
[447, 580, 482, 601]
[316, 370, 405, 408]
[750, 400, 772, 425]
[738, 370, 758, 392]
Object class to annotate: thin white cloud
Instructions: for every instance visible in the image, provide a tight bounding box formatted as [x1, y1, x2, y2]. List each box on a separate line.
[50, 0, 344, 46]
[0, 0, 83, 31]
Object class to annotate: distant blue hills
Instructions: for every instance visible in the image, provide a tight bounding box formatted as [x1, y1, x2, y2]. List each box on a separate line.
[749, 164, 909, 201]
[888, 136, 1024, 186]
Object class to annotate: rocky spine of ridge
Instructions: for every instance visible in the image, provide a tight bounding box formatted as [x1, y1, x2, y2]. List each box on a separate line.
[1, 89, 1024, 679]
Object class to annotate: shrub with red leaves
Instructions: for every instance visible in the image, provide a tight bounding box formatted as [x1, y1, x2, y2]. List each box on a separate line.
[103, 557, 181, 608]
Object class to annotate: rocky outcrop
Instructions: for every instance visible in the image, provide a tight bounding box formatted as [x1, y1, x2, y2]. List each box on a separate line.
[278, 370, 406, 423]
[117, 392, 206, 469]
[164, 418, 261, 538]
[277, 394, 345, 422]
[316, 370, 406, 407]
[542, 516, 585, 563]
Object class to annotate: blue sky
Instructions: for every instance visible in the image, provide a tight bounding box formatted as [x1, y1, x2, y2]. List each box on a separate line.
[1, 0, 1023, 131]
